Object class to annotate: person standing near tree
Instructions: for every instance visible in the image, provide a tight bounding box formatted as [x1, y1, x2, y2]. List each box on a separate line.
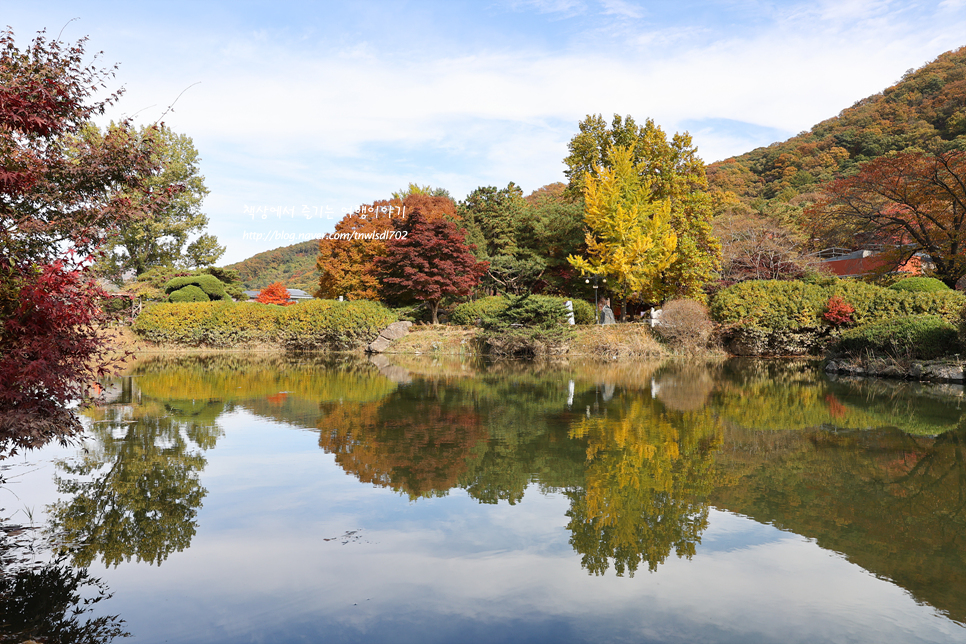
[600, 298, 616, 325]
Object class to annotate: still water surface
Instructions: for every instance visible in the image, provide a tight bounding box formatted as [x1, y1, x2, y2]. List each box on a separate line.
[3, 355, 965, 643]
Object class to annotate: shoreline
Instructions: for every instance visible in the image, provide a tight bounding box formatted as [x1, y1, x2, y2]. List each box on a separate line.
[113, 324, 966, 387]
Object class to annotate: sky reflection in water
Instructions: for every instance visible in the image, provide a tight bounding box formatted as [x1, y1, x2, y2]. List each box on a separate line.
[6, 355, 965, 643]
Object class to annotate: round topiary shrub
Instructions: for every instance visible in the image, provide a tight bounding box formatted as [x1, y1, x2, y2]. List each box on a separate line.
[164, 274, 228, 300]
[450, 296, 511, 326]
[888, 277, 950, 293]
[168, 285, 210, 303]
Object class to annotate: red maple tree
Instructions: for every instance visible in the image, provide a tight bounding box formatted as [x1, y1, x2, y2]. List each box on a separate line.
[375, 210, 487, 324]
[257, 282, 292, 305]
[0, 29, 167, 454]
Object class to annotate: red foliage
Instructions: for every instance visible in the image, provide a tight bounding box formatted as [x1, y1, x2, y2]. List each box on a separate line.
[0, 257, 118, 454]
[375, 209, 488, 324]
[817, 150, 966, 286]
[257, 282, 292, 305]
[0, 29, 166, 453]
[823, 295, 855, 326]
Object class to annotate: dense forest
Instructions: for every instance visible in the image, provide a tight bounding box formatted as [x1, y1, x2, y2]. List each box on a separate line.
[708, 45, 966, 216]
[227, 240, 319, 291]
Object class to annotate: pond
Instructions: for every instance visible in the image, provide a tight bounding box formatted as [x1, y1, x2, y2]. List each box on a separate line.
[2, 355, 965, 643]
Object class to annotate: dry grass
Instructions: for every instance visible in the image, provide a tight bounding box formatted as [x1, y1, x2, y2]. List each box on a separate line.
[568, 324, 669, 359]
[386, 324, 479, 355]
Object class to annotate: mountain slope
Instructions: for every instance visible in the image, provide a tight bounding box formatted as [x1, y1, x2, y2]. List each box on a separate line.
[709, 45, 966, 204]
[227, 240, 319, 292]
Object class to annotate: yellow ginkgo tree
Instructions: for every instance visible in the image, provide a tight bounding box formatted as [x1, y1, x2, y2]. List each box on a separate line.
[567, 145, 678, 316]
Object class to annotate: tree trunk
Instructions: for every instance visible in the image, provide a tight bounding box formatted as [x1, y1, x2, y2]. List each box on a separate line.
[430, 300, 439, 325]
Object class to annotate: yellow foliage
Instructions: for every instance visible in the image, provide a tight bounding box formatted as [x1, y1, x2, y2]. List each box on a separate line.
[568, 146, 678, 301]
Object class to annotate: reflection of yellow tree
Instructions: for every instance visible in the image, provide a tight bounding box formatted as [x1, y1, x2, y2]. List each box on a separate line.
[49, 400, 220, 568]
[566, 395, 722, 576]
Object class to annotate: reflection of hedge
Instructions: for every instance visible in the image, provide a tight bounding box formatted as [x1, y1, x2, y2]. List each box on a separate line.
[133, 300, 397, 350]
[711, 279, 964, 331]
[451, 295, 595, 326]
[164, 275, 228, 301]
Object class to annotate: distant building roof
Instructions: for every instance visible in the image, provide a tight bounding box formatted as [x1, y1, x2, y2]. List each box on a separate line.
[820, 249, 923, 278]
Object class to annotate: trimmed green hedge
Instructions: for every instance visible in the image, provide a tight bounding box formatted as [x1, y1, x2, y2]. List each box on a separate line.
[451, 295, 595, 326]
[164, 275, 228, 301]
[133, 299, 397, 350]
[831, 315, 961, 360]
[711, 279, 965, 331]
[168, 284, 209, 303]
[887, 277, 950, 293]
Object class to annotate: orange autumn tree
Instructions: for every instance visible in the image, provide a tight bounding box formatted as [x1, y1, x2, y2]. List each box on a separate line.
[316, 194, 458, 300]
[813, 150, 966, 286]
[256, 281, 290, 305]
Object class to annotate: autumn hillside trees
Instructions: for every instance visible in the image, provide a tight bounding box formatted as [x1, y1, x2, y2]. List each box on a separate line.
[812, 149, 966, 287]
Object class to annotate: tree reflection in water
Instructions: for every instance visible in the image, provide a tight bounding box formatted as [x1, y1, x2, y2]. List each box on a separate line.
[1, 511, 127, 644]
[48, 379, 221, 568]
[566, 390, 724, 576]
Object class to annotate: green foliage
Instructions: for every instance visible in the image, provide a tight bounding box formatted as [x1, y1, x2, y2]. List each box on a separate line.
[831, 315, 961, 360]
[711, 279, 965, 331]
[392, 304, 433, 323]
[484, 294, 569, 330]
[280, 299, 397, 351]
[164, 274, 227, 300]
[451, 295, 594, 326]
[450, 296, 513, 326]
[167, 285, 209, 303]
[133, 300, 397, 350]
[227, 240, 319, 291]
[98, 124, 224, 276]
[888, 276, 951, 292]
[133, 266, 241, 301]
[458, 183, 548, 294]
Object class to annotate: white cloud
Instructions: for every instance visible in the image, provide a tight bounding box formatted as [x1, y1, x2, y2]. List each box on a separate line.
[15, 1, 965, 262]
[598, 0, 645, 19]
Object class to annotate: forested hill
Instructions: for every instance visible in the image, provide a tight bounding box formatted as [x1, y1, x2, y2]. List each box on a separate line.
[708, 45, 966, 204]
[227, 240, 319, 292]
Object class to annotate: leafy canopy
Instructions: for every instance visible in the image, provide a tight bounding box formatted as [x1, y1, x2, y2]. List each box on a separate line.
[375, 209, 487, 324]
[566, 114, 720, 303]
[97, 124, 223, 277]
[568, 145, 678, 303]
[0, 28, 167, 454]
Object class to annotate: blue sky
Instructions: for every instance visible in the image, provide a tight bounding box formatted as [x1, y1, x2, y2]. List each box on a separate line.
[7, 0, 966, 262]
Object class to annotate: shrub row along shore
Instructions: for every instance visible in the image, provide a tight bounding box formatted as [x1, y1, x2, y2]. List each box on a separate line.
[129, 295, 675, 359]
[129, 278, 966, 383]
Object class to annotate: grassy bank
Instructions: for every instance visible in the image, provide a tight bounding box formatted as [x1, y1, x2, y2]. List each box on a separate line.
[119, 318, 697, 360]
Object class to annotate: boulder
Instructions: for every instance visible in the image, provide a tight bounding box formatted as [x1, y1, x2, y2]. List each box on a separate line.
[367, 321, 413, 353]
